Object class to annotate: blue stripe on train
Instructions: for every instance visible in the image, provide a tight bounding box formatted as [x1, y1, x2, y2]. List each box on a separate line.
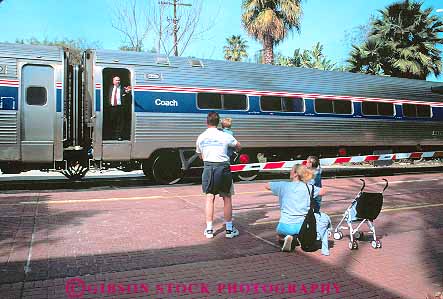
[131, 90, 442, 121]
[0, 86, 19, 110]
[95, 89, 101, 112]
[56, 89, 62, 112]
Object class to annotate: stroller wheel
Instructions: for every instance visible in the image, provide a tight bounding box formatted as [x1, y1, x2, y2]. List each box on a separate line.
[333, 232, 343, 240]
[349, 241, 358, 250]
[376, 240, 382, 248]
[371, 240, 377, 249]
[354, 231, 364, 240]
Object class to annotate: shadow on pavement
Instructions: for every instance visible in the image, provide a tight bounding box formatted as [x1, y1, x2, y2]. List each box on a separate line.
[0, 200, 405, 299]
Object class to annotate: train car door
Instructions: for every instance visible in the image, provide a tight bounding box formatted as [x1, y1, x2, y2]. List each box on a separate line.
[20, 65, 55, 162]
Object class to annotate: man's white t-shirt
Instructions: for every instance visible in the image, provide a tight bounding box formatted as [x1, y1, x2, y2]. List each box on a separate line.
[196, 128, 238, 162]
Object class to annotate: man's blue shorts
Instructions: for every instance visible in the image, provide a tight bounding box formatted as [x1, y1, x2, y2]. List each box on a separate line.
[202, 161, 232, 196]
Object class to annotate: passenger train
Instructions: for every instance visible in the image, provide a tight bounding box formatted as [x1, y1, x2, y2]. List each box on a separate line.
[0, 42, 442, 184]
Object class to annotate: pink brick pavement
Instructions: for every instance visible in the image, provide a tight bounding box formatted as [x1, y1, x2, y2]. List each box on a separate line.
[0, 173, 442, 298]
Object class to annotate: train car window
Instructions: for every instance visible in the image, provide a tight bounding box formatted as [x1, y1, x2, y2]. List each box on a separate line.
[362, 101, 394, 116]
[362, 101, 378, 115]
[378, 102, 394, 116]
[314, 98, 333, 113]
[26, 86, 47, 106]
[334, 100, 352, 114]
[222, 94, 247, 110]
[282, 97, 304, 112]
[260, 96, 282, 111]
[403, 103, 431, 118]
[416, 104, 431, 117]
[402, 104, 416, 117]
[197, 93, 222, 109]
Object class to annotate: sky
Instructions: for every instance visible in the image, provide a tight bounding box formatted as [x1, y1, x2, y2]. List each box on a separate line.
[1, 0, 443, 82]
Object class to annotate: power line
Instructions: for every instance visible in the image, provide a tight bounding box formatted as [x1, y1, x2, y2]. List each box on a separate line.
[159, 0, 192, 56]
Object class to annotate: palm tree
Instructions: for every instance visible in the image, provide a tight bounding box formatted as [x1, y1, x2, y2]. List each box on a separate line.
[242, 0, 302, 64]
[348, 0, 443, 80]
[347, 38, 384, 75]
[223, 35, 249, 62]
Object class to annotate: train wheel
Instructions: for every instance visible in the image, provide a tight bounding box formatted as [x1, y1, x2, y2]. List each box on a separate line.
[62, 160, 88, 180]
[152, 152, 184, 185]
[142, 160, 153, 179]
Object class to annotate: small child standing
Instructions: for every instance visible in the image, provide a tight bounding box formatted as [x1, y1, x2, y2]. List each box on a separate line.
[306, 156, 322, 213]
[306, 156, 331, 256]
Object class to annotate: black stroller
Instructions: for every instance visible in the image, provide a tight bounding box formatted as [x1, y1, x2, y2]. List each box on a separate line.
[333, 179, 388, 250]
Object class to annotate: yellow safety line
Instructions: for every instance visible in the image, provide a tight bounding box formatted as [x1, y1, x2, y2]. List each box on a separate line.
[13, 190, 269, 205]
[250, 202, 443, 226]
[21, 195, 163, 205]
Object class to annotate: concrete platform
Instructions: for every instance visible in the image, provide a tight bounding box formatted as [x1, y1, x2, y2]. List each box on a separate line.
[0, 173, 442, 298]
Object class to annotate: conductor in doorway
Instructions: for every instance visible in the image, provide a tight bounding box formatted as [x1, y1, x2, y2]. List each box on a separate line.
[107, 76, 131, 140]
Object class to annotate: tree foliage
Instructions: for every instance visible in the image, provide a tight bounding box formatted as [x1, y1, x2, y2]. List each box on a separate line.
[276, 42, 340, 71]
[242, 0, 302, 64]
[223, 35, 248, 62]
[111, 0, 152, 52]
[347, 0, 443, 80]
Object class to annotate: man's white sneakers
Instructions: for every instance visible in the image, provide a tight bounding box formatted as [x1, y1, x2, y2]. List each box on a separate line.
[204, 229, 214, 239]
[225, 227, 240, 238]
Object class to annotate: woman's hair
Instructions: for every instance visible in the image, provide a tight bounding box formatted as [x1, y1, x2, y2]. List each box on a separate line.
[307, 155, 320, 168]
[291, 164, 314, 183]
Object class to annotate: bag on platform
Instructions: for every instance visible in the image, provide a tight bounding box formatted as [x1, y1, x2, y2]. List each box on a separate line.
[298, 184, 318, 252]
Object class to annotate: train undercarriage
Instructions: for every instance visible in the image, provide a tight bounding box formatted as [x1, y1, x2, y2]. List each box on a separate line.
[4, 144, 431, 184]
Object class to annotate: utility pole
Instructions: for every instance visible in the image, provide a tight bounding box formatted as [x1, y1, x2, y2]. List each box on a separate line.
[158, 2, 164, 53]
[159, 0, 192, 56]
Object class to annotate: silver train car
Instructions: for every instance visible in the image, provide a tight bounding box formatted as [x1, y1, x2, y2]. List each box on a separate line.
[1, 43, 443, 183]
[0, 43, 70, 174]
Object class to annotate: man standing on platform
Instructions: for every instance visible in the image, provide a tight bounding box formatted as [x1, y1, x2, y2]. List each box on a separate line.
[196, 112, 242, 239]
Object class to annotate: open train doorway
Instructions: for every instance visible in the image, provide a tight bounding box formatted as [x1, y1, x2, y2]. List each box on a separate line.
[102, 68, 132, 141]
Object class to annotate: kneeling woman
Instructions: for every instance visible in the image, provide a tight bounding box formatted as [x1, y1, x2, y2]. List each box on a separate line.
[265, 164, 328, 253]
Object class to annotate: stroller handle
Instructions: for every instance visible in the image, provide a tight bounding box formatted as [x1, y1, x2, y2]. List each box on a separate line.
[382, 178, 389, 192]
[359, 179, 366, 192]
[359, 178, 388, 192]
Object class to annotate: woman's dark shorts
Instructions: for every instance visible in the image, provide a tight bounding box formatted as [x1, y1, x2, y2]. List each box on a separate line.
[202, 161, 233, 196]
